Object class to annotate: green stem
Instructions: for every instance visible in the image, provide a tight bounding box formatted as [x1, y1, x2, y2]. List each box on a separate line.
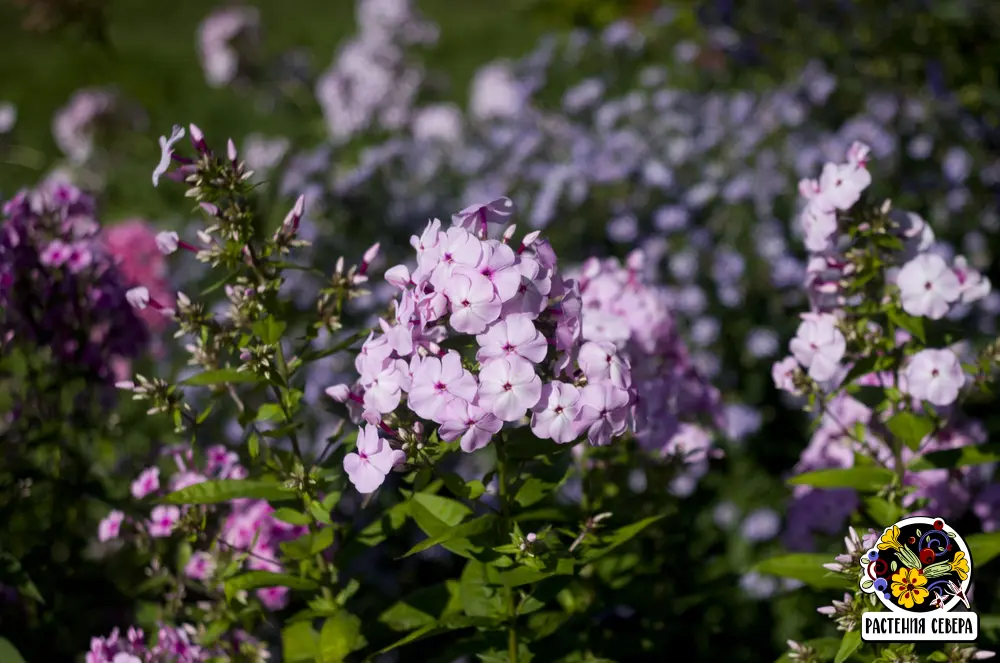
[497, 436, 518, 661]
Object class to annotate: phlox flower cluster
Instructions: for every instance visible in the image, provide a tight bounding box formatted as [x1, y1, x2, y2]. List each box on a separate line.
[567, 252, 723, 477]
[772, 146, 1000, 549]
[85, 623, 267, 663]
[314, 0, 437, 144]
[97, 445, 309, 611]
[0, 180, 150, 384]
[327, 200, 641, 493]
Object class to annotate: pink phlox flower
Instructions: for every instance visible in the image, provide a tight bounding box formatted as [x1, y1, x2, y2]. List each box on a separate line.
[407, 351, 478, 423]
[438, 402, 503, 452]
[788, 314, 846, 382]
[451, 196, 516, 235]
[343, 424, 406, 494]
[98, 510, 125, 542]
[147, 505, 181, 538]
[896, 253, 961, 320]
[903, 348, 965, 407]
[952, 255, 991, 304]
[130, 466, 160, 499]
[477, 357, 543, 422]
[530, 381, 582, 444]
[184, 551, 217, 581]
[443, 272, 502, 334]
[476, 313, 548, 365]
[577, 341, 631, 390]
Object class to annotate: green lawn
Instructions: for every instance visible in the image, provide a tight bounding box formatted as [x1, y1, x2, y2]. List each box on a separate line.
[0, 0, 546, 218]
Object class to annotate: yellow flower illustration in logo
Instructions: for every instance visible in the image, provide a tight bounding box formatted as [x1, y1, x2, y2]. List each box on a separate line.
[891, 567, 929, 609]
[878, 525, 902, 551]
[949, 551, 970, 581]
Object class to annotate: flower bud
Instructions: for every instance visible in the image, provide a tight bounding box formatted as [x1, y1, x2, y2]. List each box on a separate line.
[155, 231, 179, 255]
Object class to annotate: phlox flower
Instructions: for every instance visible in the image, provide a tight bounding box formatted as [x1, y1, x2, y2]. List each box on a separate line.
[896, 253, 961, 320]
[444, 272, 501, 333]
[477, 357, 543, 422]
[438, 402, 503, 452]
[772, 355, 802, 394]
[343, 424, 406, 494]
[789, 315, 846, 382]
[407, 351, 478, 423]
[576, 383, 630, 446]
[903, 348, 965, 407]
[530, 381, 582, 444]
[98, 510, 125, 542]
[577, 341, 630, 390]
[475, 313, 548, 365]
[184, 552, 217, 581]
[130, 466, 160, 499]
[147, 505, 181, 538]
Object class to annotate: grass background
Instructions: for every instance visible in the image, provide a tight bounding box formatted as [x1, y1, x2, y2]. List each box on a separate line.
[0, 0, 550, 219]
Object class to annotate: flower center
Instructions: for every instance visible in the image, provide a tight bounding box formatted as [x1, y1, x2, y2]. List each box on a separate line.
[435, 381, 447, 392]
[502, 343, 515, 353]
[554, 406, 563, 414]
[924, 281, 933, 290]
[502, 382, 513, 391]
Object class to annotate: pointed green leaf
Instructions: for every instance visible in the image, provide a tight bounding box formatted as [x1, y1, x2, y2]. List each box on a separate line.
[161, 479, 295, 505]
[834, 630, 862, 663]
[401, 515, 498, 558]
[282, 622, 319, 662]
[965, 532, 1000, 567]
[788, 467, 895, 492]
[886, 412, 934, 451]
[754, 553, 851, 590]
[578, 515, 665, 562]
[887, 309, 926, 343]
[0, 638, 27, 663]
[280, 527, 335, 560]
[318, 610, 364, 663]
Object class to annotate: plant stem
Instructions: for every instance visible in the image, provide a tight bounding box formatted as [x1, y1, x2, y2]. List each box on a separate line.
[496, 435, 518, 661]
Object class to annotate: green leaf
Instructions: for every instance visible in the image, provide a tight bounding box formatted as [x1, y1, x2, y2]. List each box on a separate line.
[354, 501, 410, 547]
[248, 432, 260, 459]
[181, 368, 257, 385]
[161, 479, 295, 505]
[579, 515, 665, 562]
[754, 554, 851, 590]
[253, 318, 287, 344]
[979, 614, 1000, 630]
[965, 532, 1000, 567]
[787, 467, 895, 492]
[280, 527, 335, 560]
[773, 638, 842, 663]
[506, 434, 582, 460]
[913, 443, 1000, 470]
[282, 622, 319, 662]
[887, 309, 926, 343]
[318, 610, 364, 663]
[224, 571, 318, 602]
[459, 561, 509, 619]
[257, 403, 287, 422]
[0, 637, 27, 663]
[514, 463, 572, 508]
[410, 492, 473, 531]
[402, 515, 498, 558]
[272, 508, 311, 526]
[441, 472, 486, 501]
[834, 631, 862, 663]
[500, 558, 575, 587]
[886, 412, 934, 451]
[379, 583, 459, 631]
[864, 497, 904, 527]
